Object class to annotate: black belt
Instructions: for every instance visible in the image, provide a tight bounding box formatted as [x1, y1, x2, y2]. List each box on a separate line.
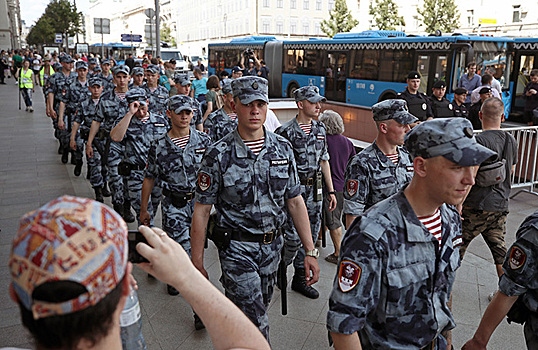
[162, 188, 194, 201]
[300, 177, 315, 186]
[217, 227, 282, 244]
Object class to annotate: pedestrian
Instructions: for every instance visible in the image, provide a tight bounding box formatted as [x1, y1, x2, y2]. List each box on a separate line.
[219, 70, 230, 80]
[458, 62, 482, 106]
[99, 59, 114, 91]
[231, 66, 243, 79]
[258, 60, 269, 80]
[485, 66, 502, 94]
[125, 53, 135, 71]
[398, 71, 433, 122]
[327, 117, 496, 349]
[275, 85, 337, 299]
[203, 75, 221, 120]
[468, 87, 493, 130]
[429, 80, 455, 118]
[470, 74, 501, 104]
[173, 73, 203, 131]
[17, 59, 35, 112]
[462, 210, 538, 350]
[129, 67, 145, 89]
[190, 68, 208, 102]
[452, 87, 469, 119]
[522, 69, 538, 126]
[32, 55, 41, 86]
[459, 97, 518, 287]
[203, 79, 237, 143]
[190, 76, 320, 340]
[343, 99, 416, 227]
[319, 110, 356, 264]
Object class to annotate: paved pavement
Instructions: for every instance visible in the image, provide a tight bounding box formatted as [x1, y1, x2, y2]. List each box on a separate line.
[0, 81, 533, 349]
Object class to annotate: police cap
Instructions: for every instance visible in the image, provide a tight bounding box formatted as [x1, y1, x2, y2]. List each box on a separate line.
[372, 99, 418, 125]
[294, 85, 327, 103]
[407, 71, 421, 79]
[231, 76, 269, 105]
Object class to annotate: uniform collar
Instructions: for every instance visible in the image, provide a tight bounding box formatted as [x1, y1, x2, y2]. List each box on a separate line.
[232, 127, 268, 158]
[372, 141, 398, 168]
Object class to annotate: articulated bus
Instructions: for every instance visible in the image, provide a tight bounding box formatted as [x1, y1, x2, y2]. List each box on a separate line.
[510, 38, 538, 121]
[209, 31, 514, 116]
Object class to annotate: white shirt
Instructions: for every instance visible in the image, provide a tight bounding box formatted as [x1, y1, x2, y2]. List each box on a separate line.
[491, 77, 502, 94]
[264, 109, 281, 132]
[470, 85, 501, 104]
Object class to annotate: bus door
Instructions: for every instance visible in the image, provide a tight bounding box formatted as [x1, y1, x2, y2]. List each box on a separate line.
[512, 52, 537, 116]
[325, 51, 347, 102]
[415, 53, 448, 94]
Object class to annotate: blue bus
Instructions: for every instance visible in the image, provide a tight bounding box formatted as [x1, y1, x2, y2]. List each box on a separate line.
[509, 38, 538, 121]
[209, 31, 514, 114]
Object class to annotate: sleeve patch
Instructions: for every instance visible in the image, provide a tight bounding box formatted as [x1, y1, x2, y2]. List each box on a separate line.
[346, 179, 358, 197]
[198, 172, 211, 191]
[452, 235, 463, 248]
[508, 246, 526, 270]
[338, 260, 361, 293]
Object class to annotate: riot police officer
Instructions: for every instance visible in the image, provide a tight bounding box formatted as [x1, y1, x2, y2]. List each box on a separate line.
[453, 87, 469, 119]
[398, 71, 433, 122]
[142, 64, 169, 115]
[203, 79, 237, 143]
[429, 80, 455, 118]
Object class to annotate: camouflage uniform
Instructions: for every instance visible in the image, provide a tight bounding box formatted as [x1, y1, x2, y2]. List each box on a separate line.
[327, 118, 496, 349]
[274, 85, 328, 272]
[47, 57, 77, 143]
[142, 65, 169, 116]
[174, 73, 203, 128]
[195, 76, 301, 338]
[128, 67, 145, 90]
[499, 211, 538, 349]
[203, 80, 236, 142]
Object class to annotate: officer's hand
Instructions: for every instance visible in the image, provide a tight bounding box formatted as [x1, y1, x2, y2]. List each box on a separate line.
[462, 338, 486, 350]
[58, 119, 65, 130]
[192, 258, 209, 279]
[136, 226, 198, 287]
[328, 193, 337, 212]
[129, 101, 140, 114]
[50, 109, 57, 120]
[304, 256, 320, 286]
[139, 210, 151, 226]
[70, 138, 77, 151]
[86, 144, 94, 158]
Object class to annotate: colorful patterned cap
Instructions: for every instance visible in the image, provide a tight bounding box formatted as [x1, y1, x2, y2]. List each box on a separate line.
[231, 76, 269, 104]
[112, 65, 130, 76]
[404, 118, 496, 166]
[88, 77, 103, 87]
[145, 64, 160, 74]
[75, 61, 88, 70]
[132, 67, 144, 76]
[125, 88, 148, 106]
[221, 78, 233, 94]
[168, 94, 193, 113]
[372, 99, 418, 125]
[9, 196, 128, 320]
[294, 85, 326, 103]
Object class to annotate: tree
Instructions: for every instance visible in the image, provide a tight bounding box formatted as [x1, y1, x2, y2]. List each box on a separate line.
[26, 17, 55, 47]
[418, 0, 460, 33]
[369, 0, 405, 31]
[160, 23, 177, 47]
[321, 0, 359, 38]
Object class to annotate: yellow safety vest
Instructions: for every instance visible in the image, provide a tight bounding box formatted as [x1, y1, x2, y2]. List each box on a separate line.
[39, 66, 55, 85]
[19, 69, 33, 89]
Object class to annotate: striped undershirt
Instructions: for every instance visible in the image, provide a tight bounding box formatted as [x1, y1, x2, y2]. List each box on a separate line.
[298, 122, 311, 135]
[418, 209, 442, 248]
[115, 91, 126, 100]
[243, 137, 265, 155]
[171, 135, 190, 148]
[228, 112, 237, 121]
[386, 153, 399, 164]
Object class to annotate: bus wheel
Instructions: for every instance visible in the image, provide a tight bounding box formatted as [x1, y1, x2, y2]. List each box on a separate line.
[378, 92, 397, 102]
[287, 83, 299, 98]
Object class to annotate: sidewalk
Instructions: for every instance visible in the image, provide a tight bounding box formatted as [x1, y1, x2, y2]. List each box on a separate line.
[0, 81, 530, 349]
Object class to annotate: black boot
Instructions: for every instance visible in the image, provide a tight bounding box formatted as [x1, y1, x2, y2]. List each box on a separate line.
[74, 160, 83, 176]
[86, 167, 91, 180]
[61, 147, 69, 164]
[123, 201, 135, 223]
[70, 151, 77, 165]
[113, 203, 123, 216]
[291, 268, 319, 299]
[58, 143, 63, 154]
[102, 182, 111, 197]
[193, 312, 205, 330]
[94, 186, 104, 203]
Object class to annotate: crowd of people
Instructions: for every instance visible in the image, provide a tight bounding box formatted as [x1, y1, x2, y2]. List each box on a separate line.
[2, 46, 537, 350]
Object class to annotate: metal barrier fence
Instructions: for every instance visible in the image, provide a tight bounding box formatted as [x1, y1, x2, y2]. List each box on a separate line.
[476, 126, 538, 198]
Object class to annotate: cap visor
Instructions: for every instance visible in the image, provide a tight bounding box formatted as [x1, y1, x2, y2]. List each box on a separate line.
[174, 106, 193, 114]
[239, 94, 269, 105]
[307, 96, 326, 103]
[443, 143, 497, 167]
[394, 112, 419, 125]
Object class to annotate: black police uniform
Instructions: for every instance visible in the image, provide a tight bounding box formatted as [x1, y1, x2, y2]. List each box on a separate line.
[468, 101, 482, 130]
[398, 88, 433, 121]
[453, 102, 469, 119]
[429, 96, 454, 118]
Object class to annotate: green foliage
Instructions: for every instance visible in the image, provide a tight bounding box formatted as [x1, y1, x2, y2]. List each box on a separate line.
[160, 23, 177, 47]
[418, 0, 461, 33]
[321, 0, 359, 38]
[369, 0, 405, 30]
[26, 0, 84, 46]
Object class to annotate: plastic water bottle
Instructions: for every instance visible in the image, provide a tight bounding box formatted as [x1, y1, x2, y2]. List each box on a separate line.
[120, 288, 147, 350]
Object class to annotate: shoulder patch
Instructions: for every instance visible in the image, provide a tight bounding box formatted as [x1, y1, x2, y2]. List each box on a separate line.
[198, 172, 211, 191]
[508, 246, 526, 270]
[338, 260, 361, 293]
[346, 179, 358, 197]
[452, 235, 463, 248]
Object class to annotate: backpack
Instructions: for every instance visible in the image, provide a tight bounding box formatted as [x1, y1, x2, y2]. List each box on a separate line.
[475, 133, 510, 187]
[215, 90, 226, 110]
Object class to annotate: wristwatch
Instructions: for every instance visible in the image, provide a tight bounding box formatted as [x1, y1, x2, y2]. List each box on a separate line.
[305, 248, 319, 259]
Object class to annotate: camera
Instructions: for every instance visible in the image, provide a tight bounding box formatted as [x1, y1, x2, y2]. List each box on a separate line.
[128, 230, 149, 263]
[243, 48, 254, 59]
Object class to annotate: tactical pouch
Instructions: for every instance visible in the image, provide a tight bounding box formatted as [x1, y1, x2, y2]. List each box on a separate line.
[208, 224, 231, 250]
[170, 192, 192, 208]
[506, 296, 529, 325]
[118, 161, 132, 176]
[313, 172, 323, 202]
[97, 129, 110, 141]
[80, 129, 89, 141]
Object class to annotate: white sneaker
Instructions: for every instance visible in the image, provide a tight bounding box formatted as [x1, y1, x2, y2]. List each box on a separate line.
[29, 107, 34, 112]
[488, 291, 497, 302]
[25, 106, 29, 111]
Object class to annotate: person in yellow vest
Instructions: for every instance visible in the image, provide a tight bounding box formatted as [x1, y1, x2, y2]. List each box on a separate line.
[17, 59, 35, 112]
[39, 56, 55, 91]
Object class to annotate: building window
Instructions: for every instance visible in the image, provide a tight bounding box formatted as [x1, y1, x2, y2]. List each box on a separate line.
[277, 0, 283, 7]
[512, 5, 521, 22]
[263, 0, 269, 8]
[276, 21, 284, 33]
[316, 0, 322, 10]
[303, 23, 309, 34]
[466, 10, 474, 26]
[328, 0, 334, 11]
[315, 22, 321, 35]
[290, 22, 297, 34]
[263, 20, 270, 33]
[303, 0, 309, 10]
[290, 0, 296, 9]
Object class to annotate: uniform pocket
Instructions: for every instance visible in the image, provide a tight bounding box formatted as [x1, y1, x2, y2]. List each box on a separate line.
[385, 262, 431, 317]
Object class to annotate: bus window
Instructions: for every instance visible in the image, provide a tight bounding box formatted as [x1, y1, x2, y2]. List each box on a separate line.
[284, 49, 322, 75]
[514, 55, 535, 112]
[452, 51, 466, 91]
[434, 55, 447, 83]
[348, 50, 363, 79]
[417, 55, 431, 93]
[393, 50, 413, 83]
[325, 52, 347, 102]
[379, 51, 394, 82]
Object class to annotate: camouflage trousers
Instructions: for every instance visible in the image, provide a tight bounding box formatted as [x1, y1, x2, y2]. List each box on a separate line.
[460, 208, 508, 264]
[107, 141, 127, 206]
[127, 170, 162, 226]
[83, 137, 108, 188]
[282, 184, 322, 270]
[161, 195, 194, 256]
[218, 235, 283, 340]
[58, 113, 74, 153]
[67, 126, 84, 163]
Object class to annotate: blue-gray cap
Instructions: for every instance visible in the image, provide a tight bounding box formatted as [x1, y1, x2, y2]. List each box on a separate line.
[372, 99, 418, 125]
[125, 88, 147, 106]
[404, 118, 496, 167]
[294, 85, 326, 103]
[132, 67, 144, 76]
[88, 77, 103, 87]
[75, 61, 88, 70]
[231, 76, 269, 104]
[93, 65, 102, 73]
[173, 73, 191, 86]
[101, 59, 110, 65]
[60, 55, 74, 63]
[88, 57, 97, 64]
[113, 64, 130, 76]
[53, 62, 62, 72]
[221, 79, 233, 94]
[146, 64, 160, 74]
[168, 95, 193, 114]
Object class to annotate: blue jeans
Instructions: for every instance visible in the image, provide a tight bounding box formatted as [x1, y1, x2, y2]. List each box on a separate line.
[21, 88, 32, 107]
